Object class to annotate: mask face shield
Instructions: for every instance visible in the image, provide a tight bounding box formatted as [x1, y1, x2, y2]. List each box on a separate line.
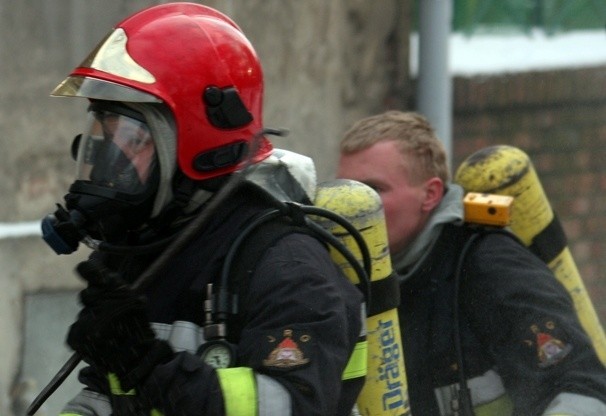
[42, 101, 165, 253]
[74, 103, 158, 200]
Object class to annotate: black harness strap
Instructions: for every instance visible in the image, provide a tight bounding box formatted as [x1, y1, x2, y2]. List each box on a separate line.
[225, 217, 309, 342]
[366, 273, 400, 317]
[529, 214, 567, 264]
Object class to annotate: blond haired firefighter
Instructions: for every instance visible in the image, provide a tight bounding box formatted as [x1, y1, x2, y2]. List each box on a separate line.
[337, 110, 606, 416]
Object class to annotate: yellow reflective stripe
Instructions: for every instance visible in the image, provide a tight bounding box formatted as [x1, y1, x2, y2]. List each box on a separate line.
[342, 340, 368, 380]
[59, 413, 82, 416]
[216, 367, 258, 416]
[107, 372, 136, 396]
[107, 373, 165, 415]
[473, 394, 514, 416]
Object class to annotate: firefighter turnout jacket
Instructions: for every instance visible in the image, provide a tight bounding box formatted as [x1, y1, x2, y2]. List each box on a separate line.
[59, 152, 365, 416]
[395, 185, 606, 415]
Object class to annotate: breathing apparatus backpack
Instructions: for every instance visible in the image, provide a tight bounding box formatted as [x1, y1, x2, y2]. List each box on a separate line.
[221, 179, 411, 416]
[315, 179, 410, 416]
[455, 145, 606, 366]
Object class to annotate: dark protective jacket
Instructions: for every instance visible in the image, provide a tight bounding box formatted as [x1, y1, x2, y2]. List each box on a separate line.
[61, 183, 365, 416]
[399, 222, 606, 416]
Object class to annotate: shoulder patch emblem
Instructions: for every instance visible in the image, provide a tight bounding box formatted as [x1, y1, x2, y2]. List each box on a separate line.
[263, 329, 310, 369]
[536, 332, 572, 368]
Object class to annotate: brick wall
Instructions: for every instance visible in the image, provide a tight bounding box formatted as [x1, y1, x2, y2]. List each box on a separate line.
[451, 66, 606, 322]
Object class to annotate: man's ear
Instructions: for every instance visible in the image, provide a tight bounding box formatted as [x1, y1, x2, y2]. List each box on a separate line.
[421, 177, 444, 212]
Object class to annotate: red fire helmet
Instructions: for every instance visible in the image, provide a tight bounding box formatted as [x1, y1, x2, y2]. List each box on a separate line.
[52, 2, 272, 180]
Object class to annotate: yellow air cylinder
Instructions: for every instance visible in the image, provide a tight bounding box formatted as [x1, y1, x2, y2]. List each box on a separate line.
[454, 145, 606, 365]
[314, 179, 410, 416]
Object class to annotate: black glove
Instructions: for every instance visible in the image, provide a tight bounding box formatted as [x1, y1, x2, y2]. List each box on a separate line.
[67, 258, 173, 390]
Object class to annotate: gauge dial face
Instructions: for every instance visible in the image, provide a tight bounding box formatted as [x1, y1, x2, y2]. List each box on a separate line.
[201, 343, 233, 368]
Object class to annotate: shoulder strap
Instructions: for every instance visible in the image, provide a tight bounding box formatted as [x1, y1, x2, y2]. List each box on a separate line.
[226, 215, 310, 342]
[433, 223, 522, 283]
[231, 216, 309, 284]
[408, 223, 476, 289]
[449, 223, 523, 414]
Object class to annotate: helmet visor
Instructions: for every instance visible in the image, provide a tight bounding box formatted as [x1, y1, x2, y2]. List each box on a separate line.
[76, 106, 158, 196]
[52, 76, 162, 103]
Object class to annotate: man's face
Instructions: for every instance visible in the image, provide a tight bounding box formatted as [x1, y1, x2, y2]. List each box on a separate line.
[337, 140, 434, 254]
[102, 113, 155, 185]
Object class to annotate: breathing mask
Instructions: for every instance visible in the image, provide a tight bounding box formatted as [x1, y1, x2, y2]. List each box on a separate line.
[42, 102, 160, 254]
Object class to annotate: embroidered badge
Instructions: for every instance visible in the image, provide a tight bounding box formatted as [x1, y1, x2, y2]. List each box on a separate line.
[523, 321, 573, 367]
[536, 332, 572, 367]
[263, 329, 310, 368]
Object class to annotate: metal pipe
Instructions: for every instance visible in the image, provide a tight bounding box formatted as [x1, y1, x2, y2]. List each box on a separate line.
[416, 0, 453, 167]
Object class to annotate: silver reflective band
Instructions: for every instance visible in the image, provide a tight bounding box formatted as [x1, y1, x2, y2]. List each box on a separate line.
[151, 321, 205, 354]
[466, 368, 507, 405]
[59, 389, 112, 416]
[256, 374, 292, 415]
[434, 368, 507, 415]
[544, 392, 606, 416]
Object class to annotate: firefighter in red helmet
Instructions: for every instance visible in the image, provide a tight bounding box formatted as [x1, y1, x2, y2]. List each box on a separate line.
[42, 3, 364, 415]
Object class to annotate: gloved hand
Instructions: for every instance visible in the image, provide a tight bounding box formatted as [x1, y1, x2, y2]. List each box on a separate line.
[66, 258, 173, 390]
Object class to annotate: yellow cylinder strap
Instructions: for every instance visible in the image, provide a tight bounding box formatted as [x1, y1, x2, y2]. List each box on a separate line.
[342, 340, 368, 380]
[216, 367, 258, 416]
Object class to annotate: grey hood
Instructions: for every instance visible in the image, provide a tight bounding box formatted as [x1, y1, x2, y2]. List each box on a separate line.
[392, 183, 465, 282]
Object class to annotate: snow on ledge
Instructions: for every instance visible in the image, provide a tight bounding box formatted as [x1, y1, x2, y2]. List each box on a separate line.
[0, 221, 41, 239]
[410, 29, 606, 77]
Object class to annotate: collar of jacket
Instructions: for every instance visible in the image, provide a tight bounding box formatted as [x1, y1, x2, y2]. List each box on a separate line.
[392, 184, 465, 283]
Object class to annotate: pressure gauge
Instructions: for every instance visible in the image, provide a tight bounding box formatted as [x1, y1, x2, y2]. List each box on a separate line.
[198, 340, 237, 369]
